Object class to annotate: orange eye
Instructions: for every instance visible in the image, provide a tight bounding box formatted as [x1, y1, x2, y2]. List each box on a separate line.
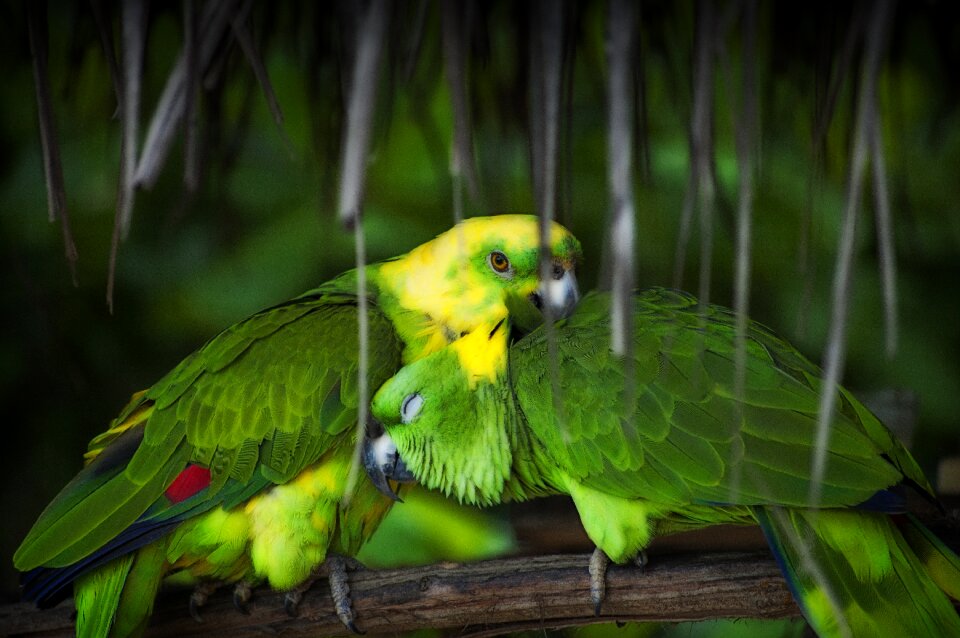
[488, 251, 511, 274]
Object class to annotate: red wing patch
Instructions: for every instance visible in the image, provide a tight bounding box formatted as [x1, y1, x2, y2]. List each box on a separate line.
[164, 464, 211, 503]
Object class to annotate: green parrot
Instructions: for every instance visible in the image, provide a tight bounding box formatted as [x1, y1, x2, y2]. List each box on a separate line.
[14, 214, 582, 638]
[366, 289, 960, 637]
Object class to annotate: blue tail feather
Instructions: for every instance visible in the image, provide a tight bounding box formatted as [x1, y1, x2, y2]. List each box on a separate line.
[21, 471, 270, 606]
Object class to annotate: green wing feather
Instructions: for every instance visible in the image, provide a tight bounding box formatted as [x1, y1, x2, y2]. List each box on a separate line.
[109, 542, 166, 638]
[512, 289, 930, 511]
[374, 287, 958, 637]
[755, 508, 960, 638]
[72, 553, 133, 638]
[15, 277, 403, 571]
[506, 290, 958, 636]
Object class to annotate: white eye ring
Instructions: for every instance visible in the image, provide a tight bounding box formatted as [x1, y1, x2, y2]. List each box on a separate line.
[400, 393, 424, 424]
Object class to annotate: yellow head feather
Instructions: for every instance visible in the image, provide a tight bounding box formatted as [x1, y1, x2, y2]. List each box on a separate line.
[377, 215, 580, 362]
[450, 320, 510, 388]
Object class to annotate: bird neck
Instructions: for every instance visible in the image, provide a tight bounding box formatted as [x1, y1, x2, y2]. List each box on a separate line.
[499, 388, 567, 503]
[373, 241, 508, 363]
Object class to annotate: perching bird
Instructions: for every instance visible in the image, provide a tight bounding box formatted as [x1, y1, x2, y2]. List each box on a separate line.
[14, 215, 581, 638]
[366, 289, 960, 638]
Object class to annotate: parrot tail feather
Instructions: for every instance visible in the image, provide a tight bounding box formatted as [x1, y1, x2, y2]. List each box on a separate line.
[22, 470, 266, 606]
[898, 513, 960, 601]
[21, 519, 178, 607]
[852, 486, 907, 513]
[755, 506, 960, 638]
[73, 542, 167, 638]
[73, 553, 133, 638]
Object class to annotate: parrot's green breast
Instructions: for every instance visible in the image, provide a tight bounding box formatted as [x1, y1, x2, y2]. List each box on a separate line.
[161, 444, 393, 590]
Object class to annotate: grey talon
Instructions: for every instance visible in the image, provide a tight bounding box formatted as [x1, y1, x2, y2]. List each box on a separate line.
[233, 582, 252, 615]
[189, 597, 204, 623]
[188, 581, 219, 623]
[284, 591, 302, 617]
[328, 554, 365, 633]
[588, 548, 609, 616]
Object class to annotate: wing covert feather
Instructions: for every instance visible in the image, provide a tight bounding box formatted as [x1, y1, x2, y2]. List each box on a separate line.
[16, 285, 403, 570]
[511, 290, 919, 509]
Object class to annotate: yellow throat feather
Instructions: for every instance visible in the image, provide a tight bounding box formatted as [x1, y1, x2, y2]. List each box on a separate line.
[377, 215, 576, 343]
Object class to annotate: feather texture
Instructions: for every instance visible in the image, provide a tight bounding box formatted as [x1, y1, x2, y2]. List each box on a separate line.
[16, 215, 582, 637]
[373, 289, 960, 637]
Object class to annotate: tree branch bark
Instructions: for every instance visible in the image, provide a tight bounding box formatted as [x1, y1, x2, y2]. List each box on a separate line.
[0, 550, 801, 637]
[4, 516, 958, 637]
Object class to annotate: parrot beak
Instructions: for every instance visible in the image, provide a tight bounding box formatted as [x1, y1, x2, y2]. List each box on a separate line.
[532, 263, 579, 319]
[362, 420, 414, 502]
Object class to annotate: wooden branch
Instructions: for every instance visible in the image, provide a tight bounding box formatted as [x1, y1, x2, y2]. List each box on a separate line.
[5, 514, 957, 637]
[2, 551, 799, 637]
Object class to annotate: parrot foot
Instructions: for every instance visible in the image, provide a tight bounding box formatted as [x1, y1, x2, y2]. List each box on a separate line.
[283, 555, 365, 634]
[233, 581, 253, 615]
[328, 554, 366, 634]
[634, 550, 648, 571]
[189, 581, 221, 622]
[284, 588, 304, 617]
[588, 548, 609, 616]
[588, 549, 650, 615]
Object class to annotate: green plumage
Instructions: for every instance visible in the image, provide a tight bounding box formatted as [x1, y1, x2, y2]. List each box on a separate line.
[372, 289, 960, 637]
[16, 276, 401, 571]
[512, 290, 922, 510]
[15, 214, 583, 638]
[15, 274, 405, 638]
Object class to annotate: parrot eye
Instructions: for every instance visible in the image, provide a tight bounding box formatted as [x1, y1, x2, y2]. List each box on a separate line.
[487, 251, 513, 277]
[400, 393, 424, 424]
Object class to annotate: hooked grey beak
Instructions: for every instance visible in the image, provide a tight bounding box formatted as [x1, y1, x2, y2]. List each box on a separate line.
[362, 423, 415, 502]
[531, 266, 579, 319]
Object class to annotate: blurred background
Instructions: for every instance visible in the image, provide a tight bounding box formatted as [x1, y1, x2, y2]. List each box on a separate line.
[1, 1, 958, 635]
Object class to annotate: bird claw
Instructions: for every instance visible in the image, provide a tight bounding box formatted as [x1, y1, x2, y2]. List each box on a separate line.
[328, 554, 365, 634]
[635, 550, 648, 572]
[233, 581, 253, 615]
[588, 549, 650, 616]
[281, 555, 365, 632]
[189, 596, 204, 623]
[188, 581, 220, 623]
[588, 548, 609, 616]
[284, 589, 303, 617]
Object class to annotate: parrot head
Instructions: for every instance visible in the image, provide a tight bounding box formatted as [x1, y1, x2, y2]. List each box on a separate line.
[364, 324, 513, 506]
[365, 215, 580, 500]
[377, 214, 582, 343]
